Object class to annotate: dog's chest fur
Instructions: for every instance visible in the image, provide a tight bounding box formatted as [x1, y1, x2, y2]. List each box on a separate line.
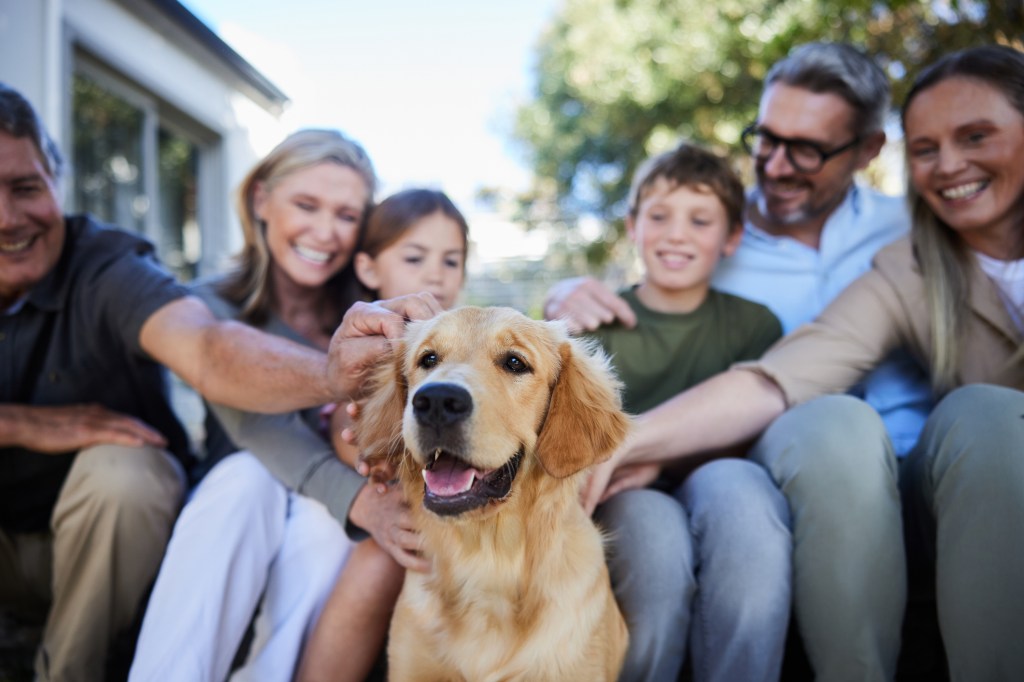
[392, 471, 619, 681]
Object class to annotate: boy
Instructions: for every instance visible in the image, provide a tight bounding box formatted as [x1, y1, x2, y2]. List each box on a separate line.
[584, 143, 792, 682]
[587, 142, 781, 417]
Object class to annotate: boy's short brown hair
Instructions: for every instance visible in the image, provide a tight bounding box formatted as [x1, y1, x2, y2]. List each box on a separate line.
[627, 142, 745, 232]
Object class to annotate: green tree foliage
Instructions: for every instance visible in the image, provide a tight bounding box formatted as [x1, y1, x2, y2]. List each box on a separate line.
[511, 0, 1024, 268]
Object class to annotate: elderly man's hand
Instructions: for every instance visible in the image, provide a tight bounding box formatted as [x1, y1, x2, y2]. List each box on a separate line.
[0, 404, 167, 453]
[327, 294, 442, 399]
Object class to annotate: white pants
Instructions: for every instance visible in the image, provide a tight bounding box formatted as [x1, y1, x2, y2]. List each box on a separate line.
[129, 451, 353, 682]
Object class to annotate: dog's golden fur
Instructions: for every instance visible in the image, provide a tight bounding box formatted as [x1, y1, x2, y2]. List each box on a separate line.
[358, 306, 630, 682]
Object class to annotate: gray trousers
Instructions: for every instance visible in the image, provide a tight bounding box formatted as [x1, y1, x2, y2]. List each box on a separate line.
[0, 444, 184, 682]
[751, 385, 1024, 682]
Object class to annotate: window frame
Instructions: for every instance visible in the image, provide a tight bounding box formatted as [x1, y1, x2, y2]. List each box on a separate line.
[66, 46, 221, 281]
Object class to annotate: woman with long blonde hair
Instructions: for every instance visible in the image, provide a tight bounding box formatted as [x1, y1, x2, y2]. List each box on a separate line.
[131, 130, 427, 682]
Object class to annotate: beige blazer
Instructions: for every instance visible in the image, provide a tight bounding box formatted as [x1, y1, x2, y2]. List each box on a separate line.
[744, 237, 1024, 407]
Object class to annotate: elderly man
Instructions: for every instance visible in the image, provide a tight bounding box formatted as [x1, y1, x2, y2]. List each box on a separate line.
[0, 82, 432, 681]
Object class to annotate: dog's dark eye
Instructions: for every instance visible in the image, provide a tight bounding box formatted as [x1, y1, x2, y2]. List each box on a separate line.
[502, 353, 530, 374]
[419, 352, 439, 369]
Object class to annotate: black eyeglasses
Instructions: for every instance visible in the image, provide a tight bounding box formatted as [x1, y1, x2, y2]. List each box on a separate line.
[741, 124, 860, 174]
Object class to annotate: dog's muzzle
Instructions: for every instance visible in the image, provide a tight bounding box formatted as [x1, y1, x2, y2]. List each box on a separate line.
[411, 382, 524, 516]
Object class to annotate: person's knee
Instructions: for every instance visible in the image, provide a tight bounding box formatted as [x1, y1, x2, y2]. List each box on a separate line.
[924, 385, 1024, 505]
[683, 460, 790, 524]
[69, 444, 183, 517]
[926, 384, 1020, 446]
[281, 497, 350, 583]
[187, 451, 287, 522]
[754, 395, 896, 501]
[599, 489, 692, 568]
[203, 451, 279, 497]
[598, 489, 695, 608]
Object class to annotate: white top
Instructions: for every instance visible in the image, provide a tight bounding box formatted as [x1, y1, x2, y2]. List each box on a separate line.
[976, 251, 1024, 333]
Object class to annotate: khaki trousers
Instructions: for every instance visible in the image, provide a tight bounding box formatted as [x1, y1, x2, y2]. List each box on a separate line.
[0, 444, 184, 682]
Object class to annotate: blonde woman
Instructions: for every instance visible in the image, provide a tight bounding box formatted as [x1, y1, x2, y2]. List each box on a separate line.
[131, 130, 428, 681]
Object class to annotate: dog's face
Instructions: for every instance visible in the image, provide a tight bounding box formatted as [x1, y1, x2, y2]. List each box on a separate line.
[358, 306, 629, 520]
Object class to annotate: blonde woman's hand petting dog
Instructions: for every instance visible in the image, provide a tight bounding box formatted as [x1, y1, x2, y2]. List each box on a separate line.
[349, 482, 429, 573]
[580, 428, 663, 515]
[581, 454, 619, 516]
[604, 462, 662, 499]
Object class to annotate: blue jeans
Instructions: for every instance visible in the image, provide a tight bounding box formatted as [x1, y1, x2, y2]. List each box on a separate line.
[753, 386, 1024, 682]
[596, 458, 792, 682]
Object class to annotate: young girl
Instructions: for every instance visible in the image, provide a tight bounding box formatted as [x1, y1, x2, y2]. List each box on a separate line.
[297, 188, 469, 682]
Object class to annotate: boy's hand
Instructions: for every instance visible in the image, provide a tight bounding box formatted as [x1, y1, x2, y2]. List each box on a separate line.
[543, 277, 637, 333]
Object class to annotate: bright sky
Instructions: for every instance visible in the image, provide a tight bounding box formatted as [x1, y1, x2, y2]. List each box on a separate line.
[180, 0, 559, 213]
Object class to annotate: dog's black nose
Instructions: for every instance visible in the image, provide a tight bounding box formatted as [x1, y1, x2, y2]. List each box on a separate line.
[412, 383, 472, 427]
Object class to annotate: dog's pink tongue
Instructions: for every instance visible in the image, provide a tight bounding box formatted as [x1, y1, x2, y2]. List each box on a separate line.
[422, 457, 479, 497]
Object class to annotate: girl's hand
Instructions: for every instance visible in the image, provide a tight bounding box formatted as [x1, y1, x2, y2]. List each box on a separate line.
[348, 483, 430, 573]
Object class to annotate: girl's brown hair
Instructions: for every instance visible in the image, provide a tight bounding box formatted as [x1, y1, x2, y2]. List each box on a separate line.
[359, 188, 469, 263]
[219, 129, 376, 327]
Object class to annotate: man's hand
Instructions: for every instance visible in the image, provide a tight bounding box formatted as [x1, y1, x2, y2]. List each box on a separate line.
[0, 404, 167, 453]
[348, 483, 430, 573]
[543, 277, 637, 333]
[327, 294, 442, 399]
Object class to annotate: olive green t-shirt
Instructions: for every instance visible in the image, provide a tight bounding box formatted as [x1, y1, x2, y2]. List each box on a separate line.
[585, 287, 783, 415]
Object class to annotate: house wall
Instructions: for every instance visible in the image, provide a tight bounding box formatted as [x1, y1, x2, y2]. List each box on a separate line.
[0, 0, 61, 131]
[0, 0, 288, 272]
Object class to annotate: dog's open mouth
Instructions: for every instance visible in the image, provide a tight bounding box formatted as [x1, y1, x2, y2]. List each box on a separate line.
[421, 448, 524, 516]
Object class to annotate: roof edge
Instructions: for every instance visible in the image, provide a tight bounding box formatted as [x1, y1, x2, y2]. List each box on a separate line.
[121, 0, 289, 108]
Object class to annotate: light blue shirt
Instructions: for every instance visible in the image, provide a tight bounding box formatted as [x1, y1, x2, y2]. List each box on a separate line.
[712, 184, 932, 455]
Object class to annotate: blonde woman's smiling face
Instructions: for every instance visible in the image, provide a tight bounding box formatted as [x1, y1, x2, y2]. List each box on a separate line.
[905, 76, 1024, 258]
[258, 162, 370, 290]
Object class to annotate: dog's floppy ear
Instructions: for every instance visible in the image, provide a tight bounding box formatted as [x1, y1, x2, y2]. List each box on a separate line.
[534, 338, 630, 478]
[355, 341, 408, 467]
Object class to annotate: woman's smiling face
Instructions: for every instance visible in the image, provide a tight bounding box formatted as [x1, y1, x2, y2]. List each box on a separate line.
[905, 76, 1024, 257]
[257, 161, 370, 289]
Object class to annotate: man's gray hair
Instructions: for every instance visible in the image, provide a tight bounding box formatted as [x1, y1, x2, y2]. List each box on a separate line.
[765, 42, 891, 138]
[0, 82, 64, 180]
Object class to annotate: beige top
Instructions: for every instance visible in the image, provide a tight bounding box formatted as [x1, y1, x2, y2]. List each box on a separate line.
[741, 237, 1024, 407]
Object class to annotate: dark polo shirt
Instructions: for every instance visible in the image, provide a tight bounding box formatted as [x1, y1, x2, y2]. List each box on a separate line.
[0, 215, 192, 533]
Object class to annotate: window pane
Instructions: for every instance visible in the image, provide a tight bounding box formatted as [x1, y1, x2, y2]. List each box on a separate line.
[158, 127, 201, 281]
[71, 74, 146, 233]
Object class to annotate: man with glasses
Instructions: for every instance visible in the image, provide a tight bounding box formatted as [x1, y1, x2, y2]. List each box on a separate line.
[546, 42, 933, 680]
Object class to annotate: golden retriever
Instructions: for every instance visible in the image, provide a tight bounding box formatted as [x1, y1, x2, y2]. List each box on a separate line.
[357, 306, 630, 682]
